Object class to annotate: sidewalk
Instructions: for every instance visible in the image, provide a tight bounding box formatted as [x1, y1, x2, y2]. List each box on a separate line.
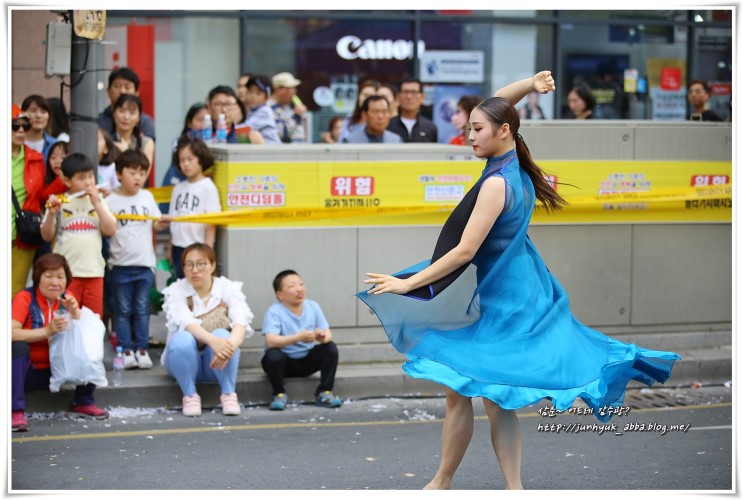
[27, 311, 733, 412]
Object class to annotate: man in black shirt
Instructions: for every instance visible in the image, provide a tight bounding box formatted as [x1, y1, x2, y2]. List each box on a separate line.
[386, 78, 438, 142]
[687, 80, 723, 122]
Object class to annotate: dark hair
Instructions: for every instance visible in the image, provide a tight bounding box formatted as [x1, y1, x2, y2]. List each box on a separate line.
[361, 95, 389, 112]
[98, 127, 119, 166]
[45, 140, 69, 184]
[112, 94, 145, 150]
[180, 102, 206, 137]
[32, 253, 72, 290]
[116, 149, 150, 173]
[457, 95, 481, 117]
[569, 84, 596, 112]
[687, 79, 711, 94]
[45, 97, 69, 137]
[21, 95, 52, 133]
[108, 67, 140, 90]
[208, 85, 237, 103]
[273, 269, 299, 293]
[182, 243, 217, 277]
[246, 75, 271, 96]
[476, 97, 567, 212]
[380, 82, 398, 98]
[400, 77, 423, 93]
[351, 79, 381, 124]
[327, 115, 344, 133]
[175, 136, 215, 173]
[61, 152, 95, 179]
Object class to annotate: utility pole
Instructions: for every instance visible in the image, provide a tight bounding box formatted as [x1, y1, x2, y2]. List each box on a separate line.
[68, 10, 100, 167]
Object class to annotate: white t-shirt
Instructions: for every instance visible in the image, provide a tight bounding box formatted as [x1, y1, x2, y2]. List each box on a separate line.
[106, 189, 161, 268]
[401, 116, 417, 136]
[168, 176, 221, 248]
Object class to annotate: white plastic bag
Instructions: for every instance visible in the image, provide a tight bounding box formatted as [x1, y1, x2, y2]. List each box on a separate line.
[48, 306, 108, 392]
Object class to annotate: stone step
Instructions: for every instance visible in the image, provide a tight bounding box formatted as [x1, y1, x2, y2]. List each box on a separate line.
[26, 345, 731, 413]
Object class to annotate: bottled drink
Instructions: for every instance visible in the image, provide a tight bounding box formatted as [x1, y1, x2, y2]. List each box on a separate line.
[202, 114, 213, 144]
[113, 346, 125, 387]
[216, 113, 228, 144]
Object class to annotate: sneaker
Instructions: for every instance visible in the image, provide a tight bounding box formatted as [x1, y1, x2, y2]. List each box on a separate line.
[269, 393, 287, 411]
[220, 393, 241, 416]
[68, 403, 110, 420]
[134, 349, 153, 369]
[11, 410, 27, 432]
[182, 393, 202, 417]
[122, 350, 138, 369]
[315, 391, 342, 408]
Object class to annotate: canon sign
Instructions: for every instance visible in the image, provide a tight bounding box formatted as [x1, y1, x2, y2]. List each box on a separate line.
[336, 35, 426, 61]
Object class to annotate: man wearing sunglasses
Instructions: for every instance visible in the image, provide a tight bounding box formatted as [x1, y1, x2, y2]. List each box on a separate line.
[11, 104, 46, 296]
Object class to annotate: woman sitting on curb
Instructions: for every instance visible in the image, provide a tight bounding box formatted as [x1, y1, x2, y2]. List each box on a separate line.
[161, 243, 254, 417]
[12, 254, 109, 432]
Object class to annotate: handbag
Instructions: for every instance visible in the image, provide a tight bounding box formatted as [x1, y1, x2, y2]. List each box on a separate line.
[11, 188, 44, 246]
[48, 306, 108, 392]
[187, 296, 231, 332]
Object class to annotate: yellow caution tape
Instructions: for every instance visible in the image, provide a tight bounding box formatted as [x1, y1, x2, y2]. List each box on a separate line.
[121, 185, 730, 226]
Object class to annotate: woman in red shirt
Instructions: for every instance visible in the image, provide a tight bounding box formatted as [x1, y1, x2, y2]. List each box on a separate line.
[11, 253, 109, 432]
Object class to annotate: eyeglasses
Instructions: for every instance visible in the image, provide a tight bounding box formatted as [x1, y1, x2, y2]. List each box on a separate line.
[399, 90, 421, 96]
[184, 261, 209, 272]
[12, 121, 31, 132]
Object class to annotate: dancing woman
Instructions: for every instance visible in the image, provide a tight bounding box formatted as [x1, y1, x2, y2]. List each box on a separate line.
[357, 71, 679, 489]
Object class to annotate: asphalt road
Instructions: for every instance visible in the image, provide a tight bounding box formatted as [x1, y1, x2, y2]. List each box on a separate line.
[10, 386, 733, 493]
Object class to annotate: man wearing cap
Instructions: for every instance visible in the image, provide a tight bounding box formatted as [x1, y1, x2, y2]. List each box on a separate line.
[271, 72, 307, 143]
[10, 105, 46, 296]
[98, 67, 156, 141]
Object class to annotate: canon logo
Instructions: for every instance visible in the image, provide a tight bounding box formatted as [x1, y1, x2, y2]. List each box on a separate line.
[336, 35, 426, 61]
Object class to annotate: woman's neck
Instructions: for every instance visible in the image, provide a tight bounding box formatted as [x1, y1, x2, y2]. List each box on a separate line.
[12, 143, 22, 157]
[117, 128, 134, 141]
[577, 110, 592, 119]
[491, 141, 516, 159]
[192, 279, 213, 298]
[25, 129, 43, 141]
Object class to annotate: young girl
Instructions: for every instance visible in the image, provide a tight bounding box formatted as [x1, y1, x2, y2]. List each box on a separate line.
[358, 71, 680, 490]
[41, 140, 69, 200]
[168, 136, 222, 279]
[96, 127, 120, 196]
[112, 94, 155, 174]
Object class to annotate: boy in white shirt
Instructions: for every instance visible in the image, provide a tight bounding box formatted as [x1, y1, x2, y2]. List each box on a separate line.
[106, 150, 171, 368]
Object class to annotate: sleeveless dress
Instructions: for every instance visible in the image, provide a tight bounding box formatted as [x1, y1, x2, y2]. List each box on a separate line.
[356, 149, 680, 422]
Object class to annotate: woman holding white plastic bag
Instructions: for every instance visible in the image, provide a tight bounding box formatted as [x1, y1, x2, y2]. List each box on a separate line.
[11, 253, 109, 433]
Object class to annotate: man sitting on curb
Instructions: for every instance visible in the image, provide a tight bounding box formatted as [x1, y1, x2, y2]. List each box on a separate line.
[261, 270, 341, 410]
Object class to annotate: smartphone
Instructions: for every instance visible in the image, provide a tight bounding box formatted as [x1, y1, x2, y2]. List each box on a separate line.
[690, 113, 702, 121]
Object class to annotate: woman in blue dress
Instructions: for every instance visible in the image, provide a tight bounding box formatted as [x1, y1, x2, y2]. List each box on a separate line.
[357, 71, 679, 489]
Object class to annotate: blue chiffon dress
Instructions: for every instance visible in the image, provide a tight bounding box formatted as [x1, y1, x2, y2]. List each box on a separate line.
[356, 149, 680, 422]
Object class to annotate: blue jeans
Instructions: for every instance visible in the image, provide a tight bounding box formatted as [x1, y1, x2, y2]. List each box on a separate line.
[171, 245, 185, 280]
[109, 266, 154, 351]
[163, 329, 240, 396]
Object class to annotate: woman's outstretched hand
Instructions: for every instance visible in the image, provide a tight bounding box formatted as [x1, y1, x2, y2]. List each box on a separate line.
[533, 71, 555, 94]
[364, 273, 411, 295]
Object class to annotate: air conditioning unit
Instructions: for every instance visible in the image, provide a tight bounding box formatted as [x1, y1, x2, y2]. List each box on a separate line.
[45, 21, 71, 77]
